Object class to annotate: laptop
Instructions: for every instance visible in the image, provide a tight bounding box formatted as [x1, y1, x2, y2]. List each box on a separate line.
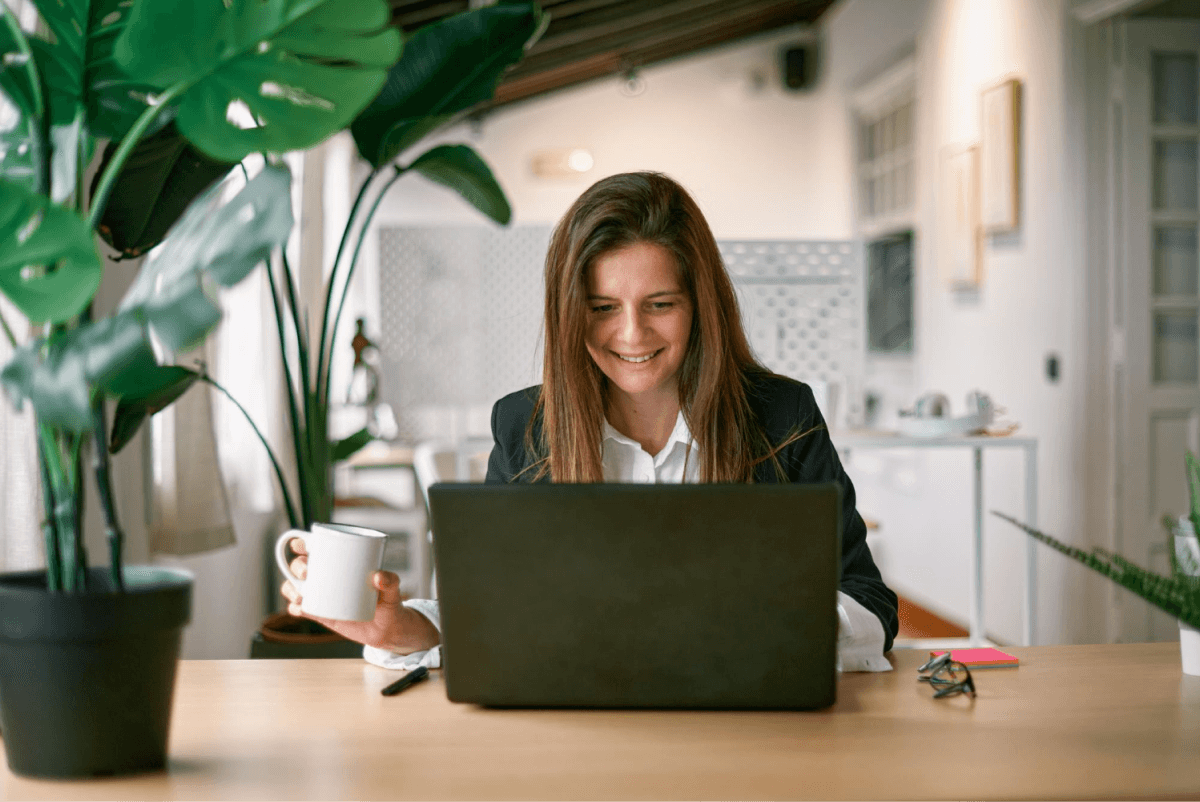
[428, 482, 842, 710]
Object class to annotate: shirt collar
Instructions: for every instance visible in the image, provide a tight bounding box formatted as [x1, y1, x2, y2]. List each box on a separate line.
[602, 410, 695, 454]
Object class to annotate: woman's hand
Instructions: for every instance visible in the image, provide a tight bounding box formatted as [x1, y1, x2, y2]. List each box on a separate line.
[280, 538, 440, 654]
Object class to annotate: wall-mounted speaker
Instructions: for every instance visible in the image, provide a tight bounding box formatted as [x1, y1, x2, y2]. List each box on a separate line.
[782, 43, 818, 91]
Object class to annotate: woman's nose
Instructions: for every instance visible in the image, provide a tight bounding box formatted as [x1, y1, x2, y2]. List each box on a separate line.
[616, 307, 648, 342]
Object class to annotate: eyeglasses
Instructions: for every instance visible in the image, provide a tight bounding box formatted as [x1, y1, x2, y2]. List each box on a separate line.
[917, 652, 976, 699]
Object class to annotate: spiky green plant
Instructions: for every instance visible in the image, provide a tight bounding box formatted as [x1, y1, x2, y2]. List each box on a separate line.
[993, 451, 1200, 629]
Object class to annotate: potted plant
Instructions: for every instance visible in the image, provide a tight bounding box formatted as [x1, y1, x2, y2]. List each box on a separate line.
[0, 0, 542, 777]
[106, 3, 546, 532]
[993, 452, 1200, 674]
[0, 0, 408, 778]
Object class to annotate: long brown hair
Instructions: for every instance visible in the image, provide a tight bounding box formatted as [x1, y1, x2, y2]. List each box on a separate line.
[526, 172, 816, 482]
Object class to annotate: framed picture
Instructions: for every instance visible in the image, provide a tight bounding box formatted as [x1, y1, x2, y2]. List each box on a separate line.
[980, 78, 1021, 232]
[939, 144, 981, 289]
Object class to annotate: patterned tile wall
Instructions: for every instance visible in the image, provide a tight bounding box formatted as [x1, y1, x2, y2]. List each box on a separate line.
[377, 226, 550, 442]
[721, 241, 864, 427]
[377, 228, 862, 442]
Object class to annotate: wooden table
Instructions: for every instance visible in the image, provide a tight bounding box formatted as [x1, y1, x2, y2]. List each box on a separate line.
[3, 643, 1198, 800]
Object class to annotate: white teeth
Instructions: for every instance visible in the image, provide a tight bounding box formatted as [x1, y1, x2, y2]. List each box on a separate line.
[617, 350, 661, 363]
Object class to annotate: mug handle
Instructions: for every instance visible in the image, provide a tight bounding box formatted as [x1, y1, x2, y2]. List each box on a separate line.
[274, 530, 310, 594]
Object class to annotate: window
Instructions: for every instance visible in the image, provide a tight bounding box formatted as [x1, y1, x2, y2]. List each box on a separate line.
[852, 53, 917, 359]
[866, 232, 913, 355]
[853, 57, 916, 238]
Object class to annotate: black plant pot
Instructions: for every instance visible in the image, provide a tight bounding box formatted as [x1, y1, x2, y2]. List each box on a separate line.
[0, 566, 192, 778]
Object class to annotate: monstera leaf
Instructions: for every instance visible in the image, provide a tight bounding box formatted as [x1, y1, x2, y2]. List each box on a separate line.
[93, 123, 237, 258]
[0, 6, 44, 193]
[29, 0, 158, 200]
[0, 178, 102, 323]
[350, 3, 543, 167]
[118, 163, 294, 348]
[408, 144, 510, 224]
[114, 0, 401, 163]
[75, 0, 173, 139]
[109, 365, 200, 453]
[0, 164, 293, 431]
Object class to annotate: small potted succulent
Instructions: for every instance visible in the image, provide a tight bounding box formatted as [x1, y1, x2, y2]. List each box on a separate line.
[994, 453, 1200, 674]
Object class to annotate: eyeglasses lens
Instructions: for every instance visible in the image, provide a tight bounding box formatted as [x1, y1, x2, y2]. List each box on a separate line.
[918, 659, 975, 698]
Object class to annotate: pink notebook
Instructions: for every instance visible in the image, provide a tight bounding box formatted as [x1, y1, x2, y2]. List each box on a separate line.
[931, 647, 1019, 668]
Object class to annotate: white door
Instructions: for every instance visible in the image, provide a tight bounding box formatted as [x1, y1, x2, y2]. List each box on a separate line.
[1120, 20, 1200, 642]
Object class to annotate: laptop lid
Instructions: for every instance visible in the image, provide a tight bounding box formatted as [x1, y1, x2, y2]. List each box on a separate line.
[429, 482, 842, 710]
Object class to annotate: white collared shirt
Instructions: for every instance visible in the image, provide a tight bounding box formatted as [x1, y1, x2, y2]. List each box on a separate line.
[366, 411, 891, 673]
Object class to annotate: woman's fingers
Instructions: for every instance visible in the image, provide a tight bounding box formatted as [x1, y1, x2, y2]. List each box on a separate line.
[289, 537, 308, 556]
[289, 554, 308, 580]
[373, 571, 402, 604]
[280, 580, 303, 616]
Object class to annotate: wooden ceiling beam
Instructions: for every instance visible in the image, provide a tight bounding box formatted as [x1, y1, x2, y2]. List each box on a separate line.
[387, 0, 832, 108]
[390, 0, 469, 30]
[527, 0, 765, 54]
[505, 0, 807, 78]
[492, 5, 810, 106]
[492, 51, 624, 104]
[538, 0, 632, 23]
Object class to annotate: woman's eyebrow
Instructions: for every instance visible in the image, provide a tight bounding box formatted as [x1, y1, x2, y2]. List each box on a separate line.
[586, 290, 684, 300]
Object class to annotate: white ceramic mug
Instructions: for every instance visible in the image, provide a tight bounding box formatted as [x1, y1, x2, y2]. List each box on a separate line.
[274, 523, 387, 621]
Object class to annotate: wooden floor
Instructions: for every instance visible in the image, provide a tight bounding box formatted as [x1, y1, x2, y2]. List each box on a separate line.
[895, 594, 969, 640]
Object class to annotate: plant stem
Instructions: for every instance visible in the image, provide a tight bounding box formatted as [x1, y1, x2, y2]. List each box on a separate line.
[91, 399, 124, 591]
[266, 258, 311, 528]
[69, 431, 87, 591]
[198, 374, 300, 530]
[280, 249, 315, 525]
[0, 7, 44, 122]
[0, 304, 18, 349]
[88, 81, 187, 230]
[36, 430, 61, 592]
[316, 168, 379, 406]
[0, 6, 48, 195]
[38, 425, 79, 591]
[323, 165, 408, 408]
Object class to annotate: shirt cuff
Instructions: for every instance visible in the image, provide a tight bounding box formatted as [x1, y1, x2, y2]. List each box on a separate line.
[361, 598, 442, 670]
[836, 590, 892, 673]
[362, 596, 892, 673]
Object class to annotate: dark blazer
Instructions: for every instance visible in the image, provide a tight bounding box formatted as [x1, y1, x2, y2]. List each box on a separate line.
[485, 372, 900, 652]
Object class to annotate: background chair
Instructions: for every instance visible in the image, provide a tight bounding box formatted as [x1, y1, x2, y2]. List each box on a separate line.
[412, 437, 494, 600]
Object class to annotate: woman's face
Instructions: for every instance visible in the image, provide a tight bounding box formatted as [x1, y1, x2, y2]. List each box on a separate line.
[584, 241, 693, 405]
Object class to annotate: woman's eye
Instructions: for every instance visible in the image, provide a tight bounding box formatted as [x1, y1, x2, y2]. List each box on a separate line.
[651, 302, 674, 310]
[591, 304, 615, 314]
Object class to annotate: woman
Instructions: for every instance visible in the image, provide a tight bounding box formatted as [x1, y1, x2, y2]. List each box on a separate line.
[283, 172, 898, 672]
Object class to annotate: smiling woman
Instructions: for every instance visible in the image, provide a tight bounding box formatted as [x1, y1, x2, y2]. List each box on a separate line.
[282, 172, 901, 675]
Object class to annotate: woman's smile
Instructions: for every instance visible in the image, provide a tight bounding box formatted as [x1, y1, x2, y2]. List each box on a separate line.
[615, 349, 663, 363]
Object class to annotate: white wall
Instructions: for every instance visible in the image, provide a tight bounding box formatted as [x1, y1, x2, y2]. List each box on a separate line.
[364, 26, 845, 236]
[821, 0, 1107, 645]
[356, 0, 1111, 646]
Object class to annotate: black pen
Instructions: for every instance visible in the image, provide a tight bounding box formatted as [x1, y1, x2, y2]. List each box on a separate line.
[380, 665, 429, 696]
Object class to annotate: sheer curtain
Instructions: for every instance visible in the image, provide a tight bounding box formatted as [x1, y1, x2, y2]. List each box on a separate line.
[0, 0, 47, 574]
[0, 296, 39, 573]
[146, 339, 235, 556]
